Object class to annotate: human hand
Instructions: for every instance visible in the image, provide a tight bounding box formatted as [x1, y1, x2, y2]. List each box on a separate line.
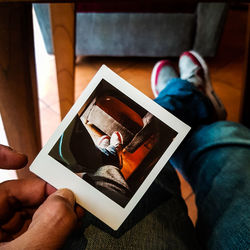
[0, 145, 83, 249]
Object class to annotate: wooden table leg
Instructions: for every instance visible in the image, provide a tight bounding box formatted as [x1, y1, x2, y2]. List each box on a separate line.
[0, 3, 41, 178]
[240, 5, 250, 128]
[50, 3, 75, 119]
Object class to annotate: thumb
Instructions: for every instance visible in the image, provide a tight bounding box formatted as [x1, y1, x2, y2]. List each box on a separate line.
[9, 189, 77, 250]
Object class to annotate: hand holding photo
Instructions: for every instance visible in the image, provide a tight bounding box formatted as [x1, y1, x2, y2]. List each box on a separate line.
[30, 65, 190, 230]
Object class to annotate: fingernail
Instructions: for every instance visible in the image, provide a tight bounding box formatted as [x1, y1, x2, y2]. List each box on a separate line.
[46, 183, 57, 196]
[55, 189, 75, 207]
[1, 144, 14, 151]
[13, 149, 26, 156]
[2, 145, 26, 156]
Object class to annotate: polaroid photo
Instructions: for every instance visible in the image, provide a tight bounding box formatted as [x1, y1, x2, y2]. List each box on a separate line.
[30, 65, 191, 230]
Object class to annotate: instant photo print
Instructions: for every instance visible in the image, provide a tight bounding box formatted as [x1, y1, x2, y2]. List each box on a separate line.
[30, 65, 190, 230]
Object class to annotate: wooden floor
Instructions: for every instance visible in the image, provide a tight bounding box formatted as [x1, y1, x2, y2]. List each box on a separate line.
[35, 8, 248, 225]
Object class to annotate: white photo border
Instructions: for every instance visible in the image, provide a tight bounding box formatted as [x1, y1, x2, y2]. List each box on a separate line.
[30, 65, 191, 230]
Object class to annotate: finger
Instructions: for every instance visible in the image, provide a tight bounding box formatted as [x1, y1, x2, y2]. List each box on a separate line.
[8, 189, 77, 249]
[52, 188, 76, 206]
[0, 178, 47, 224]
[0, 145, 27, 170]
[1, 211, 26, 234]
[75, 205, 85, 230]
[22, 208, 37, 219]
[45, 183, 57, 196]
[0, 228, 12, 242]
[75, 205, 85, 220]
[12, 218, 31, 240]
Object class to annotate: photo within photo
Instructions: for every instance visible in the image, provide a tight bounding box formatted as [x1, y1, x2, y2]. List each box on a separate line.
[49, 79, 177, 207]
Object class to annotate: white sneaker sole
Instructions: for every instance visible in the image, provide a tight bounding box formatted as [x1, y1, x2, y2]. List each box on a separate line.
[189, 50, 227, 120]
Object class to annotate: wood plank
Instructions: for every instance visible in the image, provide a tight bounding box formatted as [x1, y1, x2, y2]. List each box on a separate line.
[0, 3, 41, 178]
[50, 3, 75, 119]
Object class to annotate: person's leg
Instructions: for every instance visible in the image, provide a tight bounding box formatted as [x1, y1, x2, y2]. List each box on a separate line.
[63, 69, 201, 249]
[64, 50, 233, 249]
[154, 51, 250, 249]
[97, 132, 123, 168]
[155, 78, 214, 127]
[98, 146, 120, 168]
[153, 51, 226, 127]
[173, 121, 250, 249]
[63, 163, 200, 250]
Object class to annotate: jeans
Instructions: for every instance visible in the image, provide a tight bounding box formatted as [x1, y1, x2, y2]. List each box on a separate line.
[98, 145, 120, 168]
[63, 78, 250, 249]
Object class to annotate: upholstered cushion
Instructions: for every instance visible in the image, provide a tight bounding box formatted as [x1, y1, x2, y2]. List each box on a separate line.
[96, 96, 143, 134]
[34, 3, 227, 57]
[85, 96, 144, 146]
[76, 13, 195, 56]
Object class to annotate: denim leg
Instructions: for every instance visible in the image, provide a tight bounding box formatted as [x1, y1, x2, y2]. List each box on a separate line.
[172, 121, 250, 249]
[63, 164, 200, 250]
[62, 78, 219, 249]
[155, 78, 214, 127]
[155, 79, 250, 249]
[98, 145, 120, 168]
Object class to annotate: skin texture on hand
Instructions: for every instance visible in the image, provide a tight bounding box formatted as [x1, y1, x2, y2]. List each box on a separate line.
[0, 145, 83, 249]
[3, 189, 77, 249]
[0, 145, 28, 169]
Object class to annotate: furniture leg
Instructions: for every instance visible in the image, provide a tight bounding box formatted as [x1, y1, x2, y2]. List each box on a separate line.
[0, 3, 41, 178]
[50, 3, 75, 119]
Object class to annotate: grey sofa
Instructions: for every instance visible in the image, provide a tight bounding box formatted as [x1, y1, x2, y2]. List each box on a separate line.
[82, 95, 156, 153]
[34, 2, 228, 57]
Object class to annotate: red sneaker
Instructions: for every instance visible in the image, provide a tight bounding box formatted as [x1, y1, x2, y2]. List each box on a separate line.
[179, 50, 227, 120]
[97, 135, 110, 148]
[151, 60, 178, 98]
[110, 131, 123, 150]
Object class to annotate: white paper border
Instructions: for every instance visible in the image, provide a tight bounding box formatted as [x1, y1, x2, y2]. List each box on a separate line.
[30, 65, 190, 230]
